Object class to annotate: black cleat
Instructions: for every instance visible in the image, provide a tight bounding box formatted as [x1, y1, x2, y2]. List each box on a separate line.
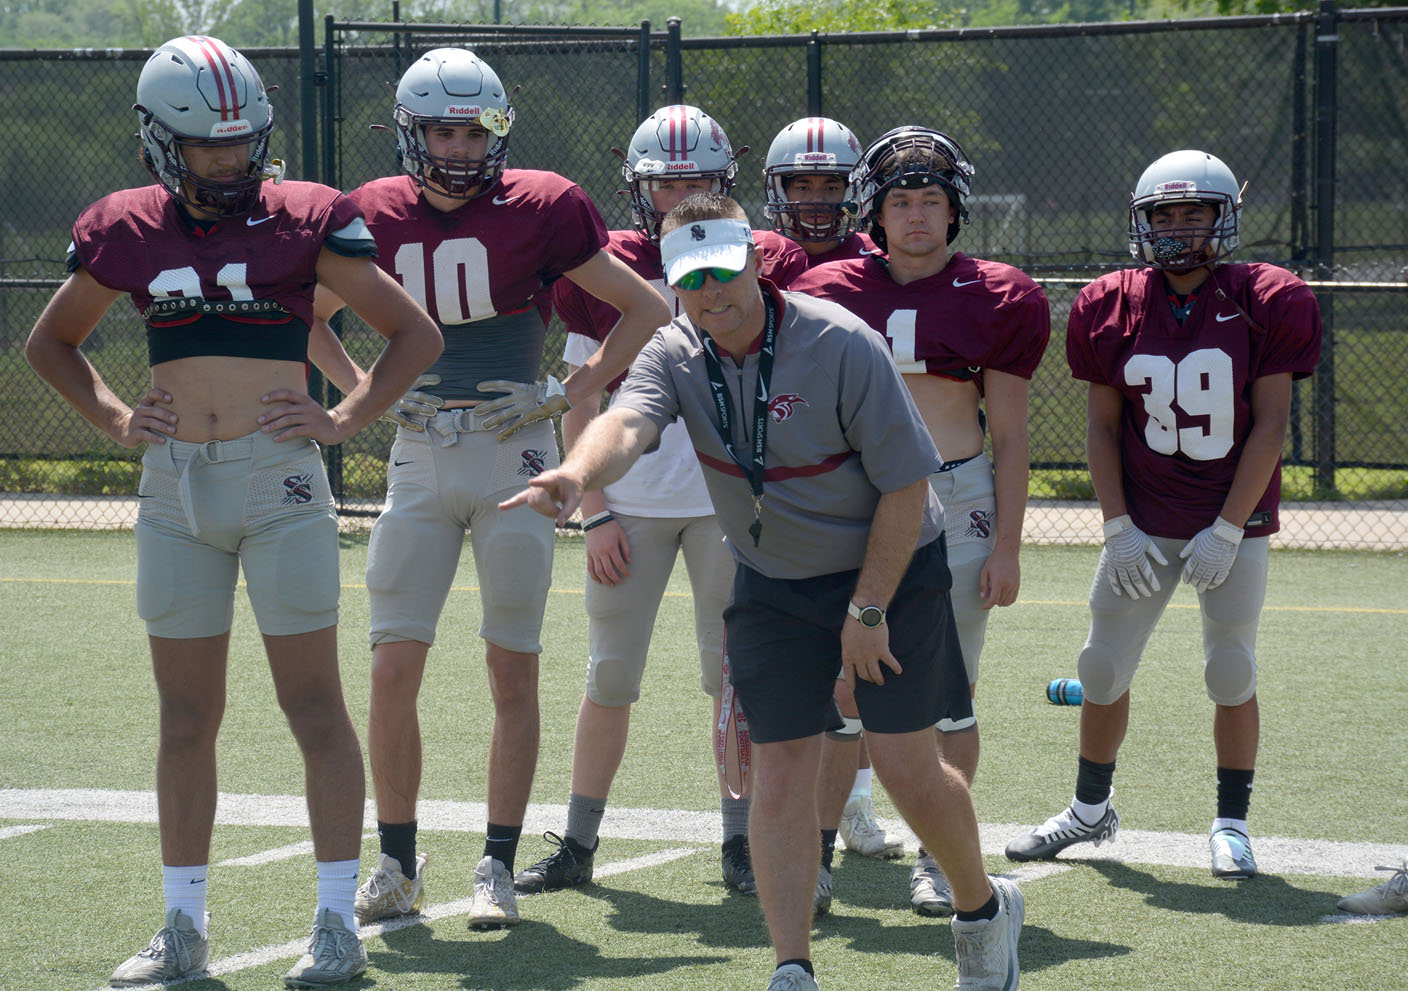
[721, 834, 756, 894]
[513, 831, 596, 894]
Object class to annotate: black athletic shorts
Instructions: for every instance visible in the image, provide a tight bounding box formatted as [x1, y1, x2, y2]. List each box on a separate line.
[724, 536, 973, 744]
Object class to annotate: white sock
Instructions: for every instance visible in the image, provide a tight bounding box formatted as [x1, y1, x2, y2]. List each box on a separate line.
[849, 768, 873, 802]
[162, 864, 209, 938]
[316, 859, 360, 933]
[1070, 796, 1108, 824]
[1211, 817, 1249, 838]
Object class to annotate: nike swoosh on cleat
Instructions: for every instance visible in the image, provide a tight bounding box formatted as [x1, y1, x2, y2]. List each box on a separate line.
[492, 195, 521, 205]
[246, 216, 274, 226]
[952, 277, 980, 287]
[1216, 312, 1239, 322]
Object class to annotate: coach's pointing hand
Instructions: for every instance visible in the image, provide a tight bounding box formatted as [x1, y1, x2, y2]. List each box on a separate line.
[498, 466, 583, 526]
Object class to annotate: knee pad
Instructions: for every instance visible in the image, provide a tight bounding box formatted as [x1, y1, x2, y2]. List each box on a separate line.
[1077, 638, 1132, 705]
[825, 715, 862, 742]
[1204, 648, 1257, 706]
[586, 655, 643, 707]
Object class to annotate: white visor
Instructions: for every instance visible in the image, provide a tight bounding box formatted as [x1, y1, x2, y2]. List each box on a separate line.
[661, 218, 754, 287]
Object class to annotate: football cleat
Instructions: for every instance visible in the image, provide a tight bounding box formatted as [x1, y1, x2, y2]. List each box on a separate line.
[767, 962, 821, 991]
[839, 795, 904, 859]
[813, 864, 833, 918]
[467, 855, 520, 929]
[514, 831, 596, 894]
[910, 849, 954, 917]
[1209, 826, 1258, 880]
[283, 908, 367, 988]
[1005, 796, 1120, 861]
[110, 908, 209, 987]
[722, 834, 757, 894]
[1337, 860, 1408, 915]
[354, 852, 427, 924]
[952, 876, 1023, 991]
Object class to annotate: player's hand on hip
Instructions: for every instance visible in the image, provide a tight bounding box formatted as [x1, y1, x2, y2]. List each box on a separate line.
[259, 389, 346, 444]
[380, 372, 444, 432]
[1103, 514, 1168, 598]
[586, 521, 632, 585]
[498, 467, 582, 524]
[1178, 517, 1243, 593]
[473, 375, 572, 441]
[118, 388, 177, 447]
[841, 618, 902, 687]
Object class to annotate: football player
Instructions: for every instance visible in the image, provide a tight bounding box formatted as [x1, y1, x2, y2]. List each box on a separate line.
[763, 116, 875, 267]
[25, 36, 442, 988]
[311, 48, 668, 930]
[1005, 150, 1321, 880]
[790, 125, 1051, 915]
[514, 105, 805, 902]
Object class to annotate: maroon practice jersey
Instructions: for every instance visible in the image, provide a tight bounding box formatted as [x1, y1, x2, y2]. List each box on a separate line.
[790, 251, 1050, 385]
[1066, 263, 1322, 540]
[71, 181, 366, 327]
[801, 231, 875, 268]
[351, 171, 607, 326]
[554, 227, 807, 393]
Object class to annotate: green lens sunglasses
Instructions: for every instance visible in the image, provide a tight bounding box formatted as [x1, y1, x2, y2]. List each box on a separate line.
[675, 266, 746, 291]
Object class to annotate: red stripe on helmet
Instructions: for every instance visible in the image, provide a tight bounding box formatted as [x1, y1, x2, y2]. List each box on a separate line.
[192, 36, 240, 121]
[669, 105, 687, 161]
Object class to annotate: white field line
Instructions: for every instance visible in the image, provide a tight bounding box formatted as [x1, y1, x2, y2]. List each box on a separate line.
[86, 847, 703, 991]
[217, 831, 378, 867]
[5, 786, 1400, 880]
[0, 823, 49, 840]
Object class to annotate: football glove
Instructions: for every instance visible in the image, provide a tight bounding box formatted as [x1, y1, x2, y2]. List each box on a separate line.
[1179, 517, 1243, 593]
[380, 373, 444, 432]
[1103, 514, 1168, 599]
[473, 376, 572, 441]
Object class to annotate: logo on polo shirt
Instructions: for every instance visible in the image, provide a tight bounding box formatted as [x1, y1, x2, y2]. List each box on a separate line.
[768, 394, 808, 423]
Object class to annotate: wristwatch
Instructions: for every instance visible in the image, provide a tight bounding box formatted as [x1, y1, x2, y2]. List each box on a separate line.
[847, 601, 886, 628]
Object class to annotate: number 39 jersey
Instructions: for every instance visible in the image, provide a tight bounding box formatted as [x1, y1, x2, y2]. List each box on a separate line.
[1066, 263, 1322, 540]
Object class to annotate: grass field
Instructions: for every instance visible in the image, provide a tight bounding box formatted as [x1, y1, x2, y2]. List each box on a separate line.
[2, 532, 1405, 990]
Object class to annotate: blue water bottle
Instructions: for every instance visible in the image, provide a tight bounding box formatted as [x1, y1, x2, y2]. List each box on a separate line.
[1046, 678, 1083, 705]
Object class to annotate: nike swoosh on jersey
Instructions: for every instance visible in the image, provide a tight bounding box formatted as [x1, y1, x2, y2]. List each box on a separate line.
[952, 277, 980, 287]
[492, 195, 521, 205]
[246, 215, 274, 226]
[1216, 311, 1240, 322]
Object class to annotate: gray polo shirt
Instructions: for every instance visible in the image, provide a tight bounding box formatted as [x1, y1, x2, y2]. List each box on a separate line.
[612, 283, 944, 580]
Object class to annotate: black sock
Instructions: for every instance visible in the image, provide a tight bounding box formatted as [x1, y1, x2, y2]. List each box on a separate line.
[1074, 755, 1117, 808]
[778, 959, 814, 977]
[1216, 767, 1255, 821]
[955, 893, 999, 922]
[820, 829, 838, 871]
[484, 823, 523, 875]
[377, 820, 418, 879]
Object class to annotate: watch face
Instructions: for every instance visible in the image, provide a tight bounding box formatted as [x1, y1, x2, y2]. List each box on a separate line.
[860, 606, 884, 628]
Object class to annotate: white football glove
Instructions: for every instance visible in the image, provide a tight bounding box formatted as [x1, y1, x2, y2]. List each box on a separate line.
[1179, 517, 1243, 593]
[473, 375, 572, 441]
[1103, 514, 1168, 599]
[380, 373, 444, 432]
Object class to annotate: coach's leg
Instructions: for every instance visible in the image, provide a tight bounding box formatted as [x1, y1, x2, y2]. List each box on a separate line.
[368, 641, 430, 824]
[268, 625, 366, 862]
[570, 695, 631, 799]
[751, 734, 824, 964]
[151, 634, 229, 865]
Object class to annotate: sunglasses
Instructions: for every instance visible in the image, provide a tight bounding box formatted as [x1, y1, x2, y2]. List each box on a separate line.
[674, 266, 746, 291]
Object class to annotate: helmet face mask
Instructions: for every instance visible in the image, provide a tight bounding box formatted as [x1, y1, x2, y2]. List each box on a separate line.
[395, 48, 513, 199]
[851, 126, 973, 251]
[136, 36, 275, 217]
[1128, 150, 1241, 270]
[622, 105, 738, 239]
[763, 117, 863, 243]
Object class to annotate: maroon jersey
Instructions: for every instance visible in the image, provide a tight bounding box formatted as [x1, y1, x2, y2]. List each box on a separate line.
[802, 231, 875, 268]
[790, 251, 1050, 386]
[71, 180, 365, 327]
[1066, 263, 1322, 540]
[351, 171, 607, 326]
[554, 228, 807, 393]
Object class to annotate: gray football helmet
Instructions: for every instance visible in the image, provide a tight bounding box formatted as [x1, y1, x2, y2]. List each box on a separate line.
[763, 117, 863, 242]
[621, 105, 738, 238]
[394, 48, 513, 198]
[1128, 150, 1241, 269]
[134, 35, 276, 216]
[851, 126, 973, 251]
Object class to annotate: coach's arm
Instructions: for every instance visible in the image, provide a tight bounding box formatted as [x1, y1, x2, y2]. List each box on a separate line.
[843, 476, 929, 688]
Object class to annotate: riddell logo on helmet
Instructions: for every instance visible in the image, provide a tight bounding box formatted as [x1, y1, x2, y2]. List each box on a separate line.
[1155, 180, 1197, 195]
[665, 160, 701, 172]
[210, 121, 253, 137]
[795, 152, 837, 166]
[445, 105, 484, 117]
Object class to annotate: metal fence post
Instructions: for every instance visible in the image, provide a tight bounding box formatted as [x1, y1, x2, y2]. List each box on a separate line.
[807, 31, 823, 115]
[666, 17, 684, 104]
[638, 20, 652, 121]
[1313, 0, 1339, 498]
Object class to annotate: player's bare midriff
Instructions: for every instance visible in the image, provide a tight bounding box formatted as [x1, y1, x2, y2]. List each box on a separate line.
[904, 372, 985, 463]
[152, 355, 310, 442]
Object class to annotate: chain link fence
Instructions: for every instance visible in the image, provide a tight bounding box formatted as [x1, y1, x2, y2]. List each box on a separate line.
[2, 6, 1404, 549]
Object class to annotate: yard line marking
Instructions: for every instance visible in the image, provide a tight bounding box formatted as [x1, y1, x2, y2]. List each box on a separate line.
[217, 831, 378, 867]
[8, 788, 1396, 879]
[87, 847, 702, 991]
[0, 823, 49, 840]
